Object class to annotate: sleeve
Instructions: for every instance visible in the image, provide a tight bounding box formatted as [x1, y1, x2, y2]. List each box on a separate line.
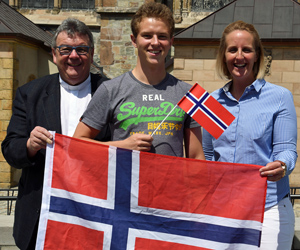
[1, 87, 36, 169]
[81, 83, 111, 131]
[273, 89, 298, 175]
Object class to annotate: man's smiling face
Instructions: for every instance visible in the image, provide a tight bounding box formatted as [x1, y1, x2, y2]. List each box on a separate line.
[131, 17, 173, 69]
[52, 31, 94, 86]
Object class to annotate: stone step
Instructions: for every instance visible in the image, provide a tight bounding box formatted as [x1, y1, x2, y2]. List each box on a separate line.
[294, 217, 300, 249]
[0, 215, 18, 249]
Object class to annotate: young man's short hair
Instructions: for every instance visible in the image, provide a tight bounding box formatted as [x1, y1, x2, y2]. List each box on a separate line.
[131, 2, 175, 38]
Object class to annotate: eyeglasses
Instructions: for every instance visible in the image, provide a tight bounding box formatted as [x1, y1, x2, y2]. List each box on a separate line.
[55, 45, 91, 55]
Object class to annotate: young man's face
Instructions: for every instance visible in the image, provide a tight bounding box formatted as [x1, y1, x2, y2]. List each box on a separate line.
[52, 31, 94, 86]
[131, 17, 173, 68]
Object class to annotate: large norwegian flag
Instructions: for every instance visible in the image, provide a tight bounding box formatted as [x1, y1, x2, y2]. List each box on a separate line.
[178, 83, 235, 139]
[36, 133, 267, 250]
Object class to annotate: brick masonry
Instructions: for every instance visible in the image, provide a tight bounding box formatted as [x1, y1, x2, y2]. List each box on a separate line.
[0, 42, 14, 189]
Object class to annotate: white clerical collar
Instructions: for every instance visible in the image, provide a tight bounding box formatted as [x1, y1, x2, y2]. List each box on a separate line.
[59, 75, 91, 91]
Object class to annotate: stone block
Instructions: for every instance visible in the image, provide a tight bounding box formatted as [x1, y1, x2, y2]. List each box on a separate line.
[0, 183, 11, 189]
[0, 69, 13, 79]
[100, 41, 114, 65]
[0, 173, 10, 183]
[283, 72, 300, 83]
[193, 70, 215, 82]
[2, 121, 9, 131]
[0, 89, 12, 100]
[2, 100, 12, 110]
[172, 70, 193, 81]
[0, 215, 15, 247]
[271, 60, 294, 72]
[194, 48, 218, 59]
[121, 63, 132, 70]
[204, 59, 216, 70]
[295, 61, 300, 72]
[0, 110, 12, 122]
[293, 94, 300, 107]
[129, 2, 139, 8]
[0, 79, 13, 90]
[0, 162, 11, 173]
[173, 59, 184, 70]
[0, 44, 13, 58]
[294, 222, 300, 250]
[0, 132, 7, 143]
[283, 49, 300, 60]
[2, 59, 13, 69]
[264, 71, 282, 83]
[295, 105, 300, 115]
[100, 27, 122, 40]
[295, 83, 300, 95]
[174, 47, 193, 59]
[101, 18, 109, 27]
[290, 173, 300, 187]
[112, 46, 120, 55]
[0, 246, 19, 250]
[184, 59, 203, 70]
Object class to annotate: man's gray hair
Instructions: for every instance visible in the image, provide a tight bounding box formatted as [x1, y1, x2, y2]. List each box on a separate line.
[51, 18, 94, 48]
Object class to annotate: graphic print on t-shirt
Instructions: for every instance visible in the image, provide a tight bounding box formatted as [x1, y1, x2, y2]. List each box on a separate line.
[117, 94, 186, 137]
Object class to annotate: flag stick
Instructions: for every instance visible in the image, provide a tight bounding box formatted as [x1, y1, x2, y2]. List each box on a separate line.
[151, 104, 178, 136]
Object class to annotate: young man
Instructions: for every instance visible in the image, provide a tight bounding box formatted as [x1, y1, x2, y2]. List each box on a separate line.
[74, 2, 205, 159]
[1, 18, 110, 250]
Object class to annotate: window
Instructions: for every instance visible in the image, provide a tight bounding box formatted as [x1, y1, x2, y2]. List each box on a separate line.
[192, 0, 233, 12]
[21, 0, 54, 8]
[61, 0, 95, 10]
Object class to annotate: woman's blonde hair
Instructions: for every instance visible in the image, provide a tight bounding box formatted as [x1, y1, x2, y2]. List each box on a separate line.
[216, 20, 265, 80]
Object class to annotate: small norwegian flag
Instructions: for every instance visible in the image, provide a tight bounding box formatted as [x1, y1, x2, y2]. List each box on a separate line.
[178, 83, 235, 139]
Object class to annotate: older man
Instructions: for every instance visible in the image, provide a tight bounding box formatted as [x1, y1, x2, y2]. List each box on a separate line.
[1, 18, 110, 250]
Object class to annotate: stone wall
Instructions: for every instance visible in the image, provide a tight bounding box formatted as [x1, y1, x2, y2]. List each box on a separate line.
[0, 42, 15, 188]
[173, 45, 300, 187]
[99, 15, 136, 79]
[97, 0, 145, 78]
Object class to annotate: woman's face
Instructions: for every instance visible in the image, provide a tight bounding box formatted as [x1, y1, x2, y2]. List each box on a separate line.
[224, 30, 257, 83]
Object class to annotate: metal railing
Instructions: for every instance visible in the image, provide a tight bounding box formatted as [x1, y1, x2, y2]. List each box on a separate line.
[290, 187, 300, 206]
[0, 188, 17, 215]
[0, 187, 299, 215]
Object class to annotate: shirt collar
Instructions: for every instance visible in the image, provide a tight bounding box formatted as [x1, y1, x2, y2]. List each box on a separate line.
[222, 78, 266, 94]
[59, 74, 91, 91]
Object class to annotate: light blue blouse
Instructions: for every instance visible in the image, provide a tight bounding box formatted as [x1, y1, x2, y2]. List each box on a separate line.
[202, 79, 298, 208]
